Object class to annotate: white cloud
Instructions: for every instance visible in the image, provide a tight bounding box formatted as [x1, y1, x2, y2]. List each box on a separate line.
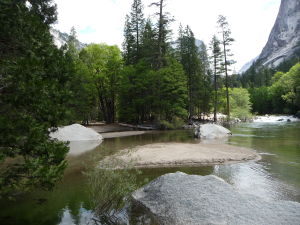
[53, 0, 280, 71]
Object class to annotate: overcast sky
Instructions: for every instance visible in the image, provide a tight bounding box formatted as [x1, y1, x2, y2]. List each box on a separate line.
[53, 0, 281, 71]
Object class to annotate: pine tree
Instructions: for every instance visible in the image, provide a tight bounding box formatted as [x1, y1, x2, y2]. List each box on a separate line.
[209, 35, 223, 122]
[197, 41, 212, 118]
[0, 0, 72, 196]
[177, 25, 200, 119]
[66, 26, 79, 59]
[149, 0, 173, 69]
[122, 0, 145, 65]
[217, 15, 235, 121]
[140, 18, 157, 68]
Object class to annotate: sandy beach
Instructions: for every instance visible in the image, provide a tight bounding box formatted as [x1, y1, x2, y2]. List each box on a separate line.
[107, 142, 261, 168]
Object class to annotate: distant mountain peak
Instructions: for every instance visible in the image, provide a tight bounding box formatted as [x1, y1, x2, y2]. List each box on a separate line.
[50, 28, 86, 50]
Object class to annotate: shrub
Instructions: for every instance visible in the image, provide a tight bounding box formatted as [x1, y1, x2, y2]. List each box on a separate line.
[87, 158, 140, 224]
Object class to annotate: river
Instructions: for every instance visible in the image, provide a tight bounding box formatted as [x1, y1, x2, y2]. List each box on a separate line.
[1, 121, 299, 225]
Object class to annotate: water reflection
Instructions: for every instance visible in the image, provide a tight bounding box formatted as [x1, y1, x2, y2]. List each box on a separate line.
[213, 162, 298, 201]
[1, 123, 300, 225]
[68, 140, 103, 156]
[58, 205, 93, 225]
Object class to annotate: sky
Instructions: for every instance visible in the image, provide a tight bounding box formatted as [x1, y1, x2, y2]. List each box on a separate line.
[53, 0, 281, 71]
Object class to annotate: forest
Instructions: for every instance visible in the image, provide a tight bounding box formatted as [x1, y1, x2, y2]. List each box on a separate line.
[0, 0, 299, 197]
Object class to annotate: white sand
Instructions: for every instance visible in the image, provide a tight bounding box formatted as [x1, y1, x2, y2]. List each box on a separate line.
[111, 142, 261, 168]
[101, 131, 146, 139]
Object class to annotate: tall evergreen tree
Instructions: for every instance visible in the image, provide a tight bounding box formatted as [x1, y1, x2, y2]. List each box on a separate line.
[177, 25, 200, 119]
[66, 26, 79, 59]
[0, 0, 72, 196]
[150, 0, 173, 69]
[65, 28, 97, 125]
[209, 35, 223, 122]
[196, 42, 212, 119]
[217, 15, 235, 121]
[123, 0, 145, 65]
[140, 18, 157, 68]
[123, 15, 135, 65]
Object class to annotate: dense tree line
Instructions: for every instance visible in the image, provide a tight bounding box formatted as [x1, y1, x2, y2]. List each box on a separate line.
[247, 63, 300, 114]
[238, 54, 300, 115]
[0, 0, 252, 196]
[119, 0, 240, 125]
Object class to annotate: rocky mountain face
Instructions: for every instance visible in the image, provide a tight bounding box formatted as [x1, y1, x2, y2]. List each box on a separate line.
[258, 0, 300, 67]
[50, 28, 86, 50]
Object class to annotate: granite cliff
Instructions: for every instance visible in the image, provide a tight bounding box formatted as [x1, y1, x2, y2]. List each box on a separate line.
[258, 0, 300, 67]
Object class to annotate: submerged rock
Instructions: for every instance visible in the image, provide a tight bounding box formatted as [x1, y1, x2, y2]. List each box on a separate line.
[194, 124, 231, 139]
[132, 172, 300, 225]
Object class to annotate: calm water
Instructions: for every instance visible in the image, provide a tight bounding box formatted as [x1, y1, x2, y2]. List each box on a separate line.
[1, 122, 300, 225]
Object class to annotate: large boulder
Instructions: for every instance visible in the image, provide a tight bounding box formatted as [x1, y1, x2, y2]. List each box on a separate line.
[132, 172, 300, 225]
[49, 123, 102, 141]
[194, 124, 231, 139]
[49, 124, 103, 155]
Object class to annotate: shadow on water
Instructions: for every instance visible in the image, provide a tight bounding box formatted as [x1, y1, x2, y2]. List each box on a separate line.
[0, 123, 300, 224]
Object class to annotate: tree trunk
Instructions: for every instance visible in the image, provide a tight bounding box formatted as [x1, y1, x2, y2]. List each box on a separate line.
[222, 33, 230, 122]
[214, 56, 217, 123]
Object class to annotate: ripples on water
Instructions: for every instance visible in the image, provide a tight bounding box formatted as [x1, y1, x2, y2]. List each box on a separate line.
[0, 122, 300, 225]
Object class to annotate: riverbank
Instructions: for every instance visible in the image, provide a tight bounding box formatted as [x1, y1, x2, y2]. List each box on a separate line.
[106, 142, 261, 168]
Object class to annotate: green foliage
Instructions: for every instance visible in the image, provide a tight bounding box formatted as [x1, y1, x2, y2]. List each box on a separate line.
[218, 88, 252, 120]
[140, 19, 157, 67]
[0, 0, 70, 197]
[123, 0, 145, 65]
[153, 59, 188, 120]
[249, 87, 272, 114]
[217, 15, 236, 121]
[239, 58, 299, 88]
[87, 158, 140, 224]
[119, 57, 188, 124]
[177, 25, 212, 119]
[118, 61, 152, 123]
[246, 62, 300, 114]
[268, 63, 300, 113]
[229, 88, 252, 120]
[80, 44, 123, 123]
[209, 35, 223, 121]
[158, 117, 185, 130]
[150, 0, 174, 69]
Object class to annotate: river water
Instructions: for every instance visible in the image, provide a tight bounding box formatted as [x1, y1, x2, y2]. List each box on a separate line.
[1, 121, 300, 225]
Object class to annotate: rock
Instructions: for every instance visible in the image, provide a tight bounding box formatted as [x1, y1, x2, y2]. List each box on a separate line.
[50, 28, 86, 49]
[257, 0, 300, 68]
[287, 119, 291, 122]
[132, 172, 300, 225]
[277, 118, 284, 121]
[49, 123, 103, 141]
[194, 124, 231, 139]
